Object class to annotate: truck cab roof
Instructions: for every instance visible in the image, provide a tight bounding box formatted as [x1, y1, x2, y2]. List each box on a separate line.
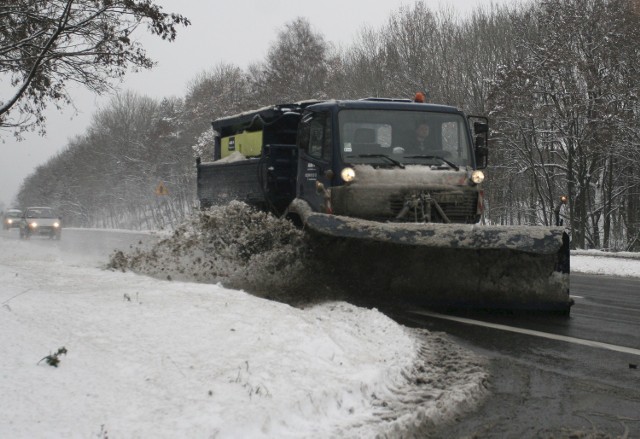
[211, 98, 464, 136]
[307, 98, 463, 115]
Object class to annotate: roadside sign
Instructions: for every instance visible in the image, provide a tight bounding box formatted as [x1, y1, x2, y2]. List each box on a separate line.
[155, 182, 169, 196]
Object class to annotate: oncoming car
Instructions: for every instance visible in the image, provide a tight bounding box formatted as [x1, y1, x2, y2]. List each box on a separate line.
[19, 207, 62, 240]
[2, 208, 22, 230]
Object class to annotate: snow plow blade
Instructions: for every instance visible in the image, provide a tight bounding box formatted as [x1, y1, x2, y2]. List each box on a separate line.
[289, 200, 572, 313]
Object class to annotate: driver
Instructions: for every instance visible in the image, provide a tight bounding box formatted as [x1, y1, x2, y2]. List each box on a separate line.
[414, 121, 432, 153]
[392, 120, 436, 155]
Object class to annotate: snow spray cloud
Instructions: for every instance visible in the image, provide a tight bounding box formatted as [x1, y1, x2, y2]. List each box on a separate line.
[107, 201, 332, 303]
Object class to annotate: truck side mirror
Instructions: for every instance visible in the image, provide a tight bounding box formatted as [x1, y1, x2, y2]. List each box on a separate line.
[475, 136, 488, 169]
[474, 122, 489, 134]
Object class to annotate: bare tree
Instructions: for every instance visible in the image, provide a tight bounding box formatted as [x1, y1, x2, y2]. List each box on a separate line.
[338, 27, 395, 98]
[183, 63, 251, 158]
[23, 91, 197, 228]
[488, 0, 640, 250]
[0, 0, 189, 137]
[252, 17, 329, 104]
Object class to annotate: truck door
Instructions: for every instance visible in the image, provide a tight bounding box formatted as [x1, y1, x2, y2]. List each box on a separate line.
[296, 111, 333, 213]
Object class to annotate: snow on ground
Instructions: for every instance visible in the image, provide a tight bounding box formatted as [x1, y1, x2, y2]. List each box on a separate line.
[571, 250, 640, 278]
[2, 210, 637, 439]
[0, 234, 488, 439]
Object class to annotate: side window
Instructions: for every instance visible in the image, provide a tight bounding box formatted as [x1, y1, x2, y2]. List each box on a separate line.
[441, 122, 459, 151]
[441, 120, 469, 160]
[299, 112, 331, 161]
[377, 125, 392, 148]
[309, 119, 324, 158]
[297, 115, 311, 152]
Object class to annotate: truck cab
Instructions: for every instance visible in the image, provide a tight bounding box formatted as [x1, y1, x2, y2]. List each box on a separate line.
[295, 99, 488, 223]
[198, 97, 488, 225]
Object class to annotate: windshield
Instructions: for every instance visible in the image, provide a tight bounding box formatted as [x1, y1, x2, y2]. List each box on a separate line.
[26, 208, 55, 218]
[338, 109, 473, 168]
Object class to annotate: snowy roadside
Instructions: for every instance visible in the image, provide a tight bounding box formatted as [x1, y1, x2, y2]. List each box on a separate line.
[0, 236, 488, 438]
[2, 222, 636, 439]
[571, 250, 640, 278]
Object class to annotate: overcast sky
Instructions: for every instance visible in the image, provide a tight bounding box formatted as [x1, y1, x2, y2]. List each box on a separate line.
[0, 0, 515, 208]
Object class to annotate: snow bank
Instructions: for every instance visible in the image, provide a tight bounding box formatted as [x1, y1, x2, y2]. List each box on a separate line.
[0, 233, 488, 438]
[571, 250, 640, 278]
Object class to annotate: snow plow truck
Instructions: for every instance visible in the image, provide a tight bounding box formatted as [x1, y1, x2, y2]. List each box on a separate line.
[196, 95, 572, 313]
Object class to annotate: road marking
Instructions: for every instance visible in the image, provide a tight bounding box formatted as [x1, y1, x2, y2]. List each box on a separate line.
[411, 309, 640, 357]
[570, 295, 584, 299]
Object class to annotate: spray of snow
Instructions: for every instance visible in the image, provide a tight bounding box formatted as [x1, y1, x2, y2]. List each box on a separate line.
[107, 201, 326, 303]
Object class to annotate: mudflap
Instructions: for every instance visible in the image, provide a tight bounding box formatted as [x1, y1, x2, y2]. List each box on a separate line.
[288, 199, 573, 314]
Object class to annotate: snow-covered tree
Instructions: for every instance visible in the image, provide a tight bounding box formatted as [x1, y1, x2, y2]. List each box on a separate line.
[488, 0, 640, 250]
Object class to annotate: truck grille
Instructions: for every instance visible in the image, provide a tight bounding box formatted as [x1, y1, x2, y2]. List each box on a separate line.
[389, 190, 478, 223]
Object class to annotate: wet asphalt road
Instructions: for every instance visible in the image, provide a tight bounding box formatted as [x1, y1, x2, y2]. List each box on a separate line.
[389, 273, 640, 438]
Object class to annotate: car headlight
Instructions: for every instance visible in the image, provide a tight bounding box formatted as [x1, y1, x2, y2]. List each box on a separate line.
[7, 219, 13, 224]
[29, 221, 38, 228]
[341, 167, 356, 183]
[53, 222, 60, 228]
[471, 170, 485, 185]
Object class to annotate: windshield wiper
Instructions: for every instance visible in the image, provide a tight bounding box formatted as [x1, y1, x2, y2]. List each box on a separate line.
[347, 154, 405, 169]
[404, 155, 460, 171]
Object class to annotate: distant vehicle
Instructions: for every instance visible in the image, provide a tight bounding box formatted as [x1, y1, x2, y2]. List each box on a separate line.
[19, 207, 62, 240]
[2, 208, 22, 230]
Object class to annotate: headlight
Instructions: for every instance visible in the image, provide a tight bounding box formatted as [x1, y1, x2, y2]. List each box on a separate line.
[471, 170, 485, 184]
[29, 221, 38, 228]
[341, 167, 356, 183]
[53, 222, 60, 228]
[7, 219, 13, 224]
